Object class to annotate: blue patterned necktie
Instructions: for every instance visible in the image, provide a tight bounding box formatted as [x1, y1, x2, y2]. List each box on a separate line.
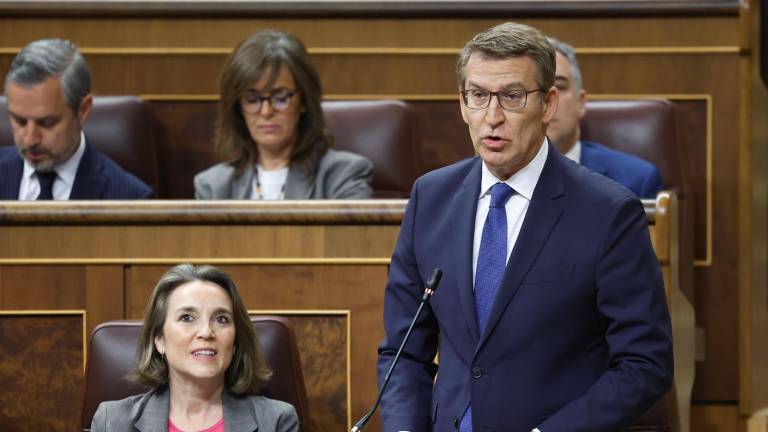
[35, 170, 57, 200]
[460, 182, 515, 432]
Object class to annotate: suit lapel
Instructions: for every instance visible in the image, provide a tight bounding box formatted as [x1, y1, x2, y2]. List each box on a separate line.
[222, 392, 259, 431]
[476, 145, 566, 351]
[134, 387, 170, 432]
[284, 165, 313, 199]
[0, 152, 23, 199]
[451, 158, 482, 347]
[133, 389, 258, 432]
[70, 144, 107, 199]
[231, 167, 255, 199]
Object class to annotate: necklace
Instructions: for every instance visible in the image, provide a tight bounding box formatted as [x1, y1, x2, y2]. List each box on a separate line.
[254, 168, 286, 200]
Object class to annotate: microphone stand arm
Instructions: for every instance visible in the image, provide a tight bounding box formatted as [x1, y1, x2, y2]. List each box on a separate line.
[351, 269, 441, 432]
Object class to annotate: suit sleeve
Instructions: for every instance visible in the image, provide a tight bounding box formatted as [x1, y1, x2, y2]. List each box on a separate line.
[325, 154, 373, 199]
[194, 172, 214, 199]
[640, 166, 664, 199]
[89, 402, 107, 432]
[137, 184, 154, 199]
[275, 403, 299, 432]
[377, 179, 439, 432]
[538, 196, 674, 432]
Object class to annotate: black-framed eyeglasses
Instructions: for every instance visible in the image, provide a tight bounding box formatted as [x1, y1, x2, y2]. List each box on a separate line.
[460, 88, 540, 111]
[240, 89, 297, 114]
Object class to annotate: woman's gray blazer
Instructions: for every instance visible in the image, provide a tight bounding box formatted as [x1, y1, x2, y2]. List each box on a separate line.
[194, 149, 373, 199]
[89, 386, 299, 432]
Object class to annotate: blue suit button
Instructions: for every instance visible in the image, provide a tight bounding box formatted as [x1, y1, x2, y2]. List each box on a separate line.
[472, 366, 482, 378]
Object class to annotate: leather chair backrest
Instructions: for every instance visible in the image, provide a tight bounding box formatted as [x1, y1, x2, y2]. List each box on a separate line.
[322, 100, 418, 198]
[581, 99, 683, 192]
[80, 316, 311, 431]
[0, 95, 159, 193]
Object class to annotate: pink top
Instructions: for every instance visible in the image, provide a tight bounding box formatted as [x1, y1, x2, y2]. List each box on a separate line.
[168, 417, 225, 432]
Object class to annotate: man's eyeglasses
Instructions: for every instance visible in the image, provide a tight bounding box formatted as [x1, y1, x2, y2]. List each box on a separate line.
[460, 88, 540, 111]
[240, 89, 297, 114]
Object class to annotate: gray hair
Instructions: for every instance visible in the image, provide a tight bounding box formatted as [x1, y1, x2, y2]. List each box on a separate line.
[547, 36, 583, 91]
[457, 22, 555, 92]
[4, 39, 91, 112]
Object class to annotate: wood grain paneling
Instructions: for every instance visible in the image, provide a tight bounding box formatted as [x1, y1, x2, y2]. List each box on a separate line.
[0, 225, 399, 260]
[691, 403, 746, 432]
[85, 266, 125, 337]
[674, 100, 709, 261]
[0, 1, 743, 18]
[740, 0, 768, 415]
[288, 314, 348, 432]
[0, 267, 86, 309]
[0, 51, 745, 97]
[0, 314, 84, 431]
[0, 17, 741, 48]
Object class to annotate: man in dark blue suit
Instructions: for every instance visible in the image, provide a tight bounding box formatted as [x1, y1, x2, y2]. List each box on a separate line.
[0, 39, 152, 200]
[377, 23, 673, 432]
[546, 37, 663, 199]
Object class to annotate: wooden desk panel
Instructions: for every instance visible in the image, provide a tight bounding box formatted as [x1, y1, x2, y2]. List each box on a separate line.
[0, 199, 679, 432]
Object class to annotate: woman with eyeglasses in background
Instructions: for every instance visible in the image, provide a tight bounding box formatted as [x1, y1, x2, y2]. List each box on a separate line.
[194, 30, 373, 200]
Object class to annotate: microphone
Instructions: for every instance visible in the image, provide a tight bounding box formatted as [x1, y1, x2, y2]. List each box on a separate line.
[351, 268, 443, 432]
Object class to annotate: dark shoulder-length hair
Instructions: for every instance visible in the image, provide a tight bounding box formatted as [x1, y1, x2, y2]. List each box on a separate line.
[133, 264, 272, 396]
[216, 30, 333, 178]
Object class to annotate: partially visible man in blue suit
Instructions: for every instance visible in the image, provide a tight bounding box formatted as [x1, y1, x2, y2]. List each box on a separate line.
[0, 39, 152, 200]
[546, 37, 663, 199]
[377, 22, 673, 432]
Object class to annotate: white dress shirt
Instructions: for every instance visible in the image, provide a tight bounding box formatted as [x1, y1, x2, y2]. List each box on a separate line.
[471, 140, 548, 432]
[18, 132, 86, 201]
[563, 140, 582, 164]
[251, 165, 289, 200]
[471, 138, 549, 287]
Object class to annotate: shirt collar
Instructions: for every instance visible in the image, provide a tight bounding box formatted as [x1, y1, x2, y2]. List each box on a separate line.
[21, 131, 86, 187]
[563, 140, 581, 163]
[479, 136, 549, 202]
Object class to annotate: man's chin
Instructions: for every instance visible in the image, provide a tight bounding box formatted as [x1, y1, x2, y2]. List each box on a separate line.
[26, 159, 55, 172]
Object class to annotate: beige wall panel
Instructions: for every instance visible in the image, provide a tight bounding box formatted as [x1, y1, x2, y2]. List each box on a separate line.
[0, 17, 739, 49]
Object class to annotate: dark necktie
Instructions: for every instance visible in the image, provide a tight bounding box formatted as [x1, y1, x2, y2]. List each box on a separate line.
[35, 170, 57, 200]
[460, 182, 516, 432]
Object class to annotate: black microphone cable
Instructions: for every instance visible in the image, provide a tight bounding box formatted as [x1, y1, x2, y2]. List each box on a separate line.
[351, 268, 443, 432]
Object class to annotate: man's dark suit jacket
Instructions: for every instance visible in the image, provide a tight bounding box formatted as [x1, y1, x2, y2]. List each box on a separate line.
[0, 144, 153, 199]
[378, 144, 673, 432]
[580, 140, 663, 199]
